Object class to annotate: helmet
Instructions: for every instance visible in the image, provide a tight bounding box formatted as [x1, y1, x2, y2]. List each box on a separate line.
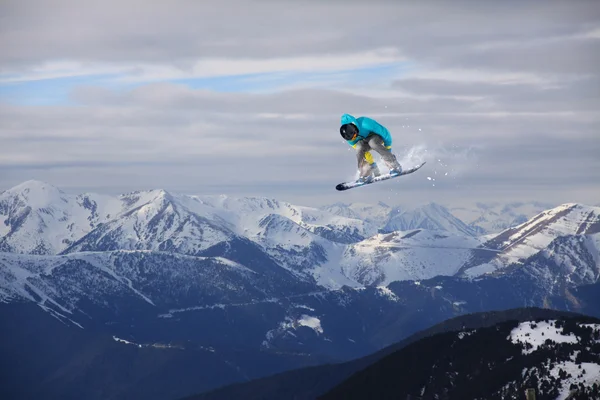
[340, 123, 358, 141]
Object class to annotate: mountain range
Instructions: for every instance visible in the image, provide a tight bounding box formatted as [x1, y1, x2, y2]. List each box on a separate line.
[1, 180, 599, 399]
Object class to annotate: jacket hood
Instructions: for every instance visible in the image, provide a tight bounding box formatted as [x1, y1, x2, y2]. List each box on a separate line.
[340, 113, 357, 126]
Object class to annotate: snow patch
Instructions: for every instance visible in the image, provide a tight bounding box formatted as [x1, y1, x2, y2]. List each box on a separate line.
[214, 257, 255, 273]
[463, 263, 497, 278]
[458, 330, 475, 339]
[376, 286, 399, 301]
[0, 217, 9, 237]
[550, 361, 600, 400]
[163, 303, 227, 316]
[262, 313, 325, 347]
[509, 320, 578, 354]
[113, 336, 142, 348]
[298, 315, 323, 334]
[292, 304, 316, 312]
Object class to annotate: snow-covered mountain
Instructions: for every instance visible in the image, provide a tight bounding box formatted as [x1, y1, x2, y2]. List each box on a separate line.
[340, 229, 486, 286]
[451, 201, 556, 234]
[63, 190, 234, 255]
[320, 201, 393, 227]
[1, 181, 599, 399]
[2, 181, 599, 293]
[189, 194, 378, 244]
[0, 181, 376, 254]
[0, 180, 123, 254]
[0, 181, 378, 288]
[0, 249, 312, 313]
[383, 202, 479, 236]
[460, 203, 600, 284]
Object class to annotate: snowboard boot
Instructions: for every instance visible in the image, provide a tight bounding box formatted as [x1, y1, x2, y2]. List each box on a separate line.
[358, 174, 374, 184]
[389, 164, 403, 176]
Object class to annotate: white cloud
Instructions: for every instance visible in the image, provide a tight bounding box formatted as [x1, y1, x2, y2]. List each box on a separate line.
[0, 0, 599, 208]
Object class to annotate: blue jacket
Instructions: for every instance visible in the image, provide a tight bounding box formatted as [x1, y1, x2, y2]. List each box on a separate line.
[341, 114, 392, 148]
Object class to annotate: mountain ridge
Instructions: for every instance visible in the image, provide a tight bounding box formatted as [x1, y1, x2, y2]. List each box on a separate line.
[3, 180, 597, 291]
[321, 313, 600, 399]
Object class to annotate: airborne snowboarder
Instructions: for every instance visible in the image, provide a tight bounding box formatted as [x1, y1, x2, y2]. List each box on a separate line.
[336, 114, 425, 191]
[339, 113, 403, 183]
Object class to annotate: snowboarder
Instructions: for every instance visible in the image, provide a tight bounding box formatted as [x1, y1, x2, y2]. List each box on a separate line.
[339, 113, 403, 183]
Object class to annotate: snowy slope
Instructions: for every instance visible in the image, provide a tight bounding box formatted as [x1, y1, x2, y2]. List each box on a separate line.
[451, 201, 556, 234]
[320, 314, 600, 400]
[251, 213, 333, 278]
[0, 182, 376, 257]
[383, 202, 478, 237]
[296, 206, 379, 244]
[0, 181, 123, 254]
[461, 203, 600, 278]
[178, 195, 376, 243]
[207, 196, 378, 243]
[0, 182, 378, 288]
[509, 320, 600, 399]
[510, 233, 600, 294]
[63, 190, 233, 255]
[63, 192, 377, 260]
[509, 320, 580, 354]
[2, 181, 598, 292]
[339, 229, 487, 286]
[320, 201, 394, 227]
[133, 194, 371, 283]
[0, 250, 310, 310]
[488, 203, 599, 260]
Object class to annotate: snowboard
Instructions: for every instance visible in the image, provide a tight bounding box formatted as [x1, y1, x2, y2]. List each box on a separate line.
[335, 162, 426, 191]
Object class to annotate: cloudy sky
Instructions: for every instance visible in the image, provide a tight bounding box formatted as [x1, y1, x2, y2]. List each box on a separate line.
[1, 0, 599, 208]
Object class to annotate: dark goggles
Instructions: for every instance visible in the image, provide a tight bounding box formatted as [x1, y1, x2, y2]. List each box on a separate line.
[340, 123, 359, 141]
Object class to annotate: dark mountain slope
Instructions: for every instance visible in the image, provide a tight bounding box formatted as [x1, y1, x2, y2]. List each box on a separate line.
[0, 302, 327, 400]
[321, 314, 600, 400]
[184, 308, 589, 400]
